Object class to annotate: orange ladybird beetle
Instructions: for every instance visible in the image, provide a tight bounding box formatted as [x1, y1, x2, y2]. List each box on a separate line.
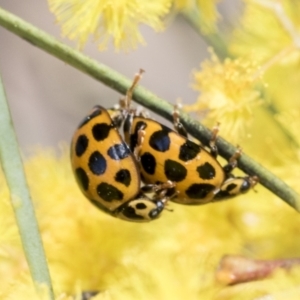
[115, 70, 258, 205]
[70, 103, 167, 222]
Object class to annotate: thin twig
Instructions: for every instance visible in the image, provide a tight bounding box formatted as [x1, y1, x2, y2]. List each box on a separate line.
[0, 7, 299, 211]
[0, 74, 54, 298]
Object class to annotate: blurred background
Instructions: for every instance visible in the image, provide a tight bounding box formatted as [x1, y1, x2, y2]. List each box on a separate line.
[0, 0, 239, 152]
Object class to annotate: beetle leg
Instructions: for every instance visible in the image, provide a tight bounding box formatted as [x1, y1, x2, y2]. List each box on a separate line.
[173, 103, 188, 138]
[133, 127, 146, 160]
[153, 183, 178, 213]
[113, 69, 143, 130]
[141, 180, 175, 194]
[173, 104, 220, 158]
[209, 122, 220, 158]
[123, 109, 136, 144]
[123, 69, 144, 109]
[156, 180, 176, 191]
[110, 109, 125, 128]
[118, 68, 144, 118]
[141, 181, 176, 212]
[222, 147, 242, 174]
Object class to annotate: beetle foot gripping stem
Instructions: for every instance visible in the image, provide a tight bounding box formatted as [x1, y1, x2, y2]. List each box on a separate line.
[121, 69, 145, 109]
[209, 122, 220, 158]
[223, 146, 242, 174]
[173, 103, 188, 138]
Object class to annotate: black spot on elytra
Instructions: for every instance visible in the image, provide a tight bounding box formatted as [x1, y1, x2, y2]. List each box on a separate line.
[164, 159, 187, 182]
[119, 199, 164, 220]
[196, 162, 216, 180]
[225, 183, 238, 192]
[130, 120, 147, 151]
[185, 183, 215, 199]
[92, 123, 112, 141]
[215, 191, 230, 199]
[107, 143, 130, 160]
[114, 169, 131, 186]
[75, 167, 89, 191]
[214, 186, 233, 199]
[75, 134, 89, 157]
[141, 152, 156, 175]
[119, 205, 144, 220]
[179, 140, 201, 161]
[78, 106, 102, 128]
[97, 182, 123, 201]
[149, 128, 171, 152]
[136, 202, 147, 209]
[88, 151, 107, 175]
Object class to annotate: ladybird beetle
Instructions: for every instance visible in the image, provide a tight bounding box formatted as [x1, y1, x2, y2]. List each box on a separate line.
[116, 70, 258, 205]
[126, 115, 257, 204]
[70, 105, 166, 222]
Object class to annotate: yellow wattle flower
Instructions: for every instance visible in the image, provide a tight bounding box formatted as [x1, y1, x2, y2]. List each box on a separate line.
[1, 146, 300, 299]
[227, 0, 300, 165]
[230, 0, 300, 63]
[48, 0, 172, 50]
[184, 49, 262, 143]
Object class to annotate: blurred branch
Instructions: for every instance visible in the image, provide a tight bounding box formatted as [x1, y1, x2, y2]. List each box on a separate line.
[0, 73, 54, 298]
[0, 7, 299, 211]
[255, 0, 300, 47]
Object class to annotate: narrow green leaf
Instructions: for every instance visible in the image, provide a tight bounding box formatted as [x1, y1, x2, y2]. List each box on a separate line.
[0, 74, 54, 299]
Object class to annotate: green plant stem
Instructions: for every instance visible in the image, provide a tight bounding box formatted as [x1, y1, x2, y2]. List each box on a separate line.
[0, 74, 54, 298]
[0, 7, 299, 211]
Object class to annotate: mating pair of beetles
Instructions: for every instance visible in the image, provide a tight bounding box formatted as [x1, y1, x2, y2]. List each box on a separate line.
[71, 70, 258, 222]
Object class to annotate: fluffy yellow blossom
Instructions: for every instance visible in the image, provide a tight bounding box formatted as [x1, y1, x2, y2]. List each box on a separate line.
[227, 0, 300, 162]
[174, 0, 221, 34]
[48, 0, 172, 50]
[184, 49, 262, 142]
[1, 147, 300, 299]
[230, 0, 300, 63]
[263, 58, 300, 113]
